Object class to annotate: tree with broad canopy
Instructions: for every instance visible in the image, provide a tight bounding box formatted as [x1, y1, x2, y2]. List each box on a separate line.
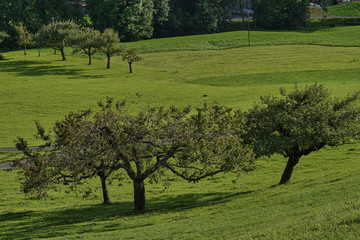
[35, 20, 80, 61]
[70, 27, 102, 65]
[15, 98, 256, 211]
[244, 83, 360, 185]
[98, 28, 124, 68]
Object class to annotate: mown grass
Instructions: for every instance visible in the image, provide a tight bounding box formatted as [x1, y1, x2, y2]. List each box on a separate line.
[1, 26, 360, 148]
[1, 25, 360, 239]
[328, 2, 360, 16]
[1, 143, 359, 239]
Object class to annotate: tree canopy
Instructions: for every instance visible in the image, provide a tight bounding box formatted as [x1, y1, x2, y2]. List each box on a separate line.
[36, 21, 80, 61]
[86, 0, 154, 42]
[244, 84, 360, 184]
[252, 0, 309, 29]
[16, 99, 256, 210]
[70, 27, 102, 65]
[98, 28, 124, 68]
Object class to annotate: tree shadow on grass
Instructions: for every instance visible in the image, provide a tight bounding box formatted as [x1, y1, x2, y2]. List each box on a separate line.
[0, 191, 252, 239]
[0, 60, 83, 77]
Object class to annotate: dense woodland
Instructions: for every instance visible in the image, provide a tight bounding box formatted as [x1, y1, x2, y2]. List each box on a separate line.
[0, 0, 311, 50]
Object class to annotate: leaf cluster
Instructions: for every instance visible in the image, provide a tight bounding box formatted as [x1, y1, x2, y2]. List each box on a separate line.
[245, 83, 360, 159]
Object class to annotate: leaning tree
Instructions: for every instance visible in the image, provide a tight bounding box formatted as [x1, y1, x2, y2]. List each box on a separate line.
[16, 98, 256, 210]
[244, 83, 360, 184]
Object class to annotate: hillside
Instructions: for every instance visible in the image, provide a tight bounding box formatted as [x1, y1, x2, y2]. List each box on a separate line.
[1, 26, 360, 239]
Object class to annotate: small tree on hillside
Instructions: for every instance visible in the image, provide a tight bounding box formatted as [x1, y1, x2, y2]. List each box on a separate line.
[98, 28, 124, 68]
[122, 48, 142, 73]
[70, 27, 102, 65]
[13, 22, 33, 55]
[244, 84, 360, 185]
[36, 21, 80, 60]
[16, 98, 256, 210]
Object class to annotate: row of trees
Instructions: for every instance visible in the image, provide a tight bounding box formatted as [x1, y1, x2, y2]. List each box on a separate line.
[0, 0, 85, 49]
[6, 21, 142, 71]
[0, 0, 235, 49]
[1, 0, 312, 50]
[15, 84, 360, 211]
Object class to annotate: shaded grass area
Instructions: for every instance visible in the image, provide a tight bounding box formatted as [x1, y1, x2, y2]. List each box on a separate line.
[1, 143, 359, 239]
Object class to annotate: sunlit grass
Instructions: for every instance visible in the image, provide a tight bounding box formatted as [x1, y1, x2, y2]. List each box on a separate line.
[1, 143, 359, 239]
[1, 25, 360, 239]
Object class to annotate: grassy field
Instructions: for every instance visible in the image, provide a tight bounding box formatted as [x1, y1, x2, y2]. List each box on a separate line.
[1, 25, 360, 239]
[328, 2, 360, 16]
[1, 143, 359, 239]
[1, 26, 360, 149]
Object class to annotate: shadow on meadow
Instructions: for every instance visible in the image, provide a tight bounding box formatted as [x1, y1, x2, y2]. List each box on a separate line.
[0, 191, 252, 239]
[0, 60, 83, 77]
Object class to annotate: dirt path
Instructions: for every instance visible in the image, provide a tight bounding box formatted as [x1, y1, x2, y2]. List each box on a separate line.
[0, 161, 17, 170]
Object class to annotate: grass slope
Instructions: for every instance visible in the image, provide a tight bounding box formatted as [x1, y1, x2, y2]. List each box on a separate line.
[1, 143, 359, 239]
[1, 26, 360, 239]
[1, 26, 360, 148]
[328, 2, 360, 16]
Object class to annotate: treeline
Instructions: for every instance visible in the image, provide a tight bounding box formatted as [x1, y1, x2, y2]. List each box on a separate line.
[0, 0, 234, 50]
[1, 21, 142, 71]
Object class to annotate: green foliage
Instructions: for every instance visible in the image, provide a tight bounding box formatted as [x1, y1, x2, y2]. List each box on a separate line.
[0, 0, 83, 49]
[310, 17, 360, 28]
[152, 0, 170, 37]
[1, 142, 360, 239]
[86, 0, 154, 41]
[162, 0, 232, 37]
[122, 48, 143, 73]
[36, 20, 81, 60]
[98, 28, 124, 68]
[2, 27, 360, 148]
[245, 83, 360, 184]
[253, 0, 309, 29]
[70, 27, 102, 65]
[0, 31, 9, 45]
[15, 98, 255, 210]
[13, 22, 33, 55]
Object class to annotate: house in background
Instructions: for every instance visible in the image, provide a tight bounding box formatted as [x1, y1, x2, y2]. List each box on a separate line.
[68, 0, 87, 15]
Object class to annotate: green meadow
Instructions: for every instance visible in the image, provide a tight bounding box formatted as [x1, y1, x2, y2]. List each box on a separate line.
[328, 2, 360, 16]
[1, 26, 360, 239]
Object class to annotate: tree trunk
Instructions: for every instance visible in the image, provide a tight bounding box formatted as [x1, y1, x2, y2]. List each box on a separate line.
[279, 155, 300, 185]
[133, 179, 145, 211]
[88, 54, 92, 65]
[100, 175, 110, 204]
[38, 49, 41, 57]
[107, 55, 111, 68]
[60, 49, 66, 61]
[24, 45, 27, 55]
[129, 63, 132, 73]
